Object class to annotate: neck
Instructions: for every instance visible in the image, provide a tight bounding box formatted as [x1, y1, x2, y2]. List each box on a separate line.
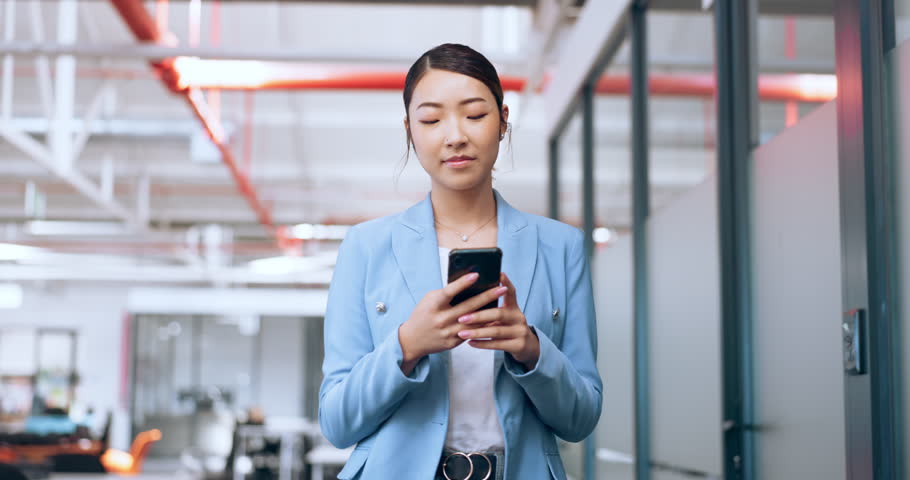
[430, 182, 496, 228]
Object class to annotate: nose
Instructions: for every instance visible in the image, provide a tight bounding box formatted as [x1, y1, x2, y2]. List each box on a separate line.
[444, 123, 467, 148]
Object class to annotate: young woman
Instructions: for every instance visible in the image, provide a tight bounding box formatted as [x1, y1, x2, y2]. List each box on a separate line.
[319, 43, 602, 480]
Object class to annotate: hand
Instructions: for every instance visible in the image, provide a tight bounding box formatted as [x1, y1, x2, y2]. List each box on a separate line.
[398, 273, 509, 375]
[455, 273, 540, 370]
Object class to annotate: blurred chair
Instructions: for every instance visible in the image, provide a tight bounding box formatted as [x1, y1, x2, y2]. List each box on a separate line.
[0, 447, 15, 463]
[101, 429, 162, 475]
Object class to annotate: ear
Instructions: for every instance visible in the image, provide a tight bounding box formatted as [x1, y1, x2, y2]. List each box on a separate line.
[403, 116, 412, 140]
[500, 105, 510, 135]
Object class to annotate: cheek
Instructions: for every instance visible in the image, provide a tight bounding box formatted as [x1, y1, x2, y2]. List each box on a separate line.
[411, 130, 438, 155]
[462, 120, 496, 142]
[409, 130, 441, 169]
[473, 124, 502, 150]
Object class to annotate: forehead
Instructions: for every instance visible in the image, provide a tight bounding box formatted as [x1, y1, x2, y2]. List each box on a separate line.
[410, 69, 495, 107]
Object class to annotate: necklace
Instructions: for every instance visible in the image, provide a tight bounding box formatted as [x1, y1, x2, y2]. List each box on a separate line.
[435, 213, 497, 242]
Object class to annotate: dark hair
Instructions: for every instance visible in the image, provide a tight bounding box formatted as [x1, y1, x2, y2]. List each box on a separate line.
[398, 44, 510, 183]
[403, 43, 505, 119]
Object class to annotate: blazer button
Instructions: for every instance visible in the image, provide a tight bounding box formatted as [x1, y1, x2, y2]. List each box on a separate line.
[552, 308, 560, 320]
[376, 302, 387, 313]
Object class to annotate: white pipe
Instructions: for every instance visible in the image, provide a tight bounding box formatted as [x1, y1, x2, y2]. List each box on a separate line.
[1, 0, 16, 121]
[0, 41, 526, 71]
[52, 0, 77, 172]
[0, 121, 137, 223]
[28, 0, 54, 120]
[71, 80, 115, 162]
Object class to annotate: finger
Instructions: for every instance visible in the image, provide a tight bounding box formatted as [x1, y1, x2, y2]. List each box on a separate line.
[456, 307, 505, 326]
[457, 324, 521, 341]
[500, 273, 518, 308]
[465, 338, 517, 351]
[440, 272, 479, 301]
[450, 285, 508, 318]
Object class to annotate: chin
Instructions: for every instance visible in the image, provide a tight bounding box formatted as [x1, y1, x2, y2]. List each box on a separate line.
[435, 172, 492, 193]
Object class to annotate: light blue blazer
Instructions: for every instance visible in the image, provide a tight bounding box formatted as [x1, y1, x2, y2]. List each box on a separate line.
[319, 190, 602, 479]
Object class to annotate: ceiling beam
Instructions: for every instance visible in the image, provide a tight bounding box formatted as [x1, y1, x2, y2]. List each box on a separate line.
[0, 120, 140, 225]
[0, 41, 525, 70]
[544, 0, 632, 139]
[649, 0, 833, 16]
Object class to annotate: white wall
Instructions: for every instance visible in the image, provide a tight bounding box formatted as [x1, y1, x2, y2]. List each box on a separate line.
[592, 233, 635, 480]
[258, 317, 305, 417]
[752, 100, 845, 478]
[0, 283, 132, 449]
[647, 174, 722, 476]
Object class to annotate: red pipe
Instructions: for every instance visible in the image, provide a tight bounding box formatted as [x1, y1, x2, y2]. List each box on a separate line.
[165, 59, 835, 103]
[600, 73, 834, 102]
[13, 64, 834, 103]
[243, 90, 254, 175]
[184, 87, 274, 231]
[109, 0, 163, 44]
[109, 0, 281, 244]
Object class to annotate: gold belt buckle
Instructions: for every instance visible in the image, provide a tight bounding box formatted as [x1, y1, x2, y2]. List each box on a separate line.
[442, 451, 492, 480]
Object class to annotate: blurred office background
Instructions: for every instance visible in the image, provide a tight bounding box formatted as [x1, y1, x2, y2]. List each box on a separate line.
[0, 0, 908, 479]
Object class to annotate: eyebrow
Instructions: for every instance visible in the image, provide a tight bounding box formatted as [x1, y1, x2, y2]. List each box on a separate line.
[416, 97, 489, 110]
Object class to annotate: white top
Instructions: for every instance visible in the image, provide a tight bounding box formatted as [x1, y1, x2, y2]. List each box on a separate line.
[438, 247, 505, 452]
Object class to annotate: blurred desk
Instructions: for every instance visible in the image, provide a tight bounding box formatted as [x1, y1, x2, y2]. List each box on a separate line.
[1, 440, 103, 464]
[305, 445, 351, 480]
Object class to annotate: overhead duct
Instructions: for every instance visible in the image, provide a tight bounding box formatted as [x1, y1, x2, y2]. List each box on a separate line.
[109, 0, 284, 249]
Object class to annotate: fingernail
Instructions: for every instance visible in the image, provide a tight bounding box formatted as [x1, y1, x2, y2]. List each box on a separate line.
[468, 273, 480, 280]
[458, 331, 472, 339]
[496, 286, 508, 294]
[458, 314, 473, 323]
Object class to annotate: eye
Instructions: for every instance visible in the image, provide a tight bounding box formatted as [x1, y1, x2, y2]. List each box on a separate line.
[419, 120, 439, 125]
[468, 114, 488, 120]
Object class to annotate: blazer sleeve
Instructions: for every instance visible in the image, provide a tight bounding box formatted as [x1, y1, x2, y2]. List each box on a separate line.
[318, 226, 431, 448]
[503, 228, 603, 442]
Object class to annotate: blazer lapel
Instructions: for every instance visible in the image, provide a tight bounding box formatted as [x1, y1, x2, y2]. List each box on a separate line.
[391, 190, 537, 316]
[495, 189, 537, 313]
[492, 190, 537, 376]
[392, 193, 443, 305]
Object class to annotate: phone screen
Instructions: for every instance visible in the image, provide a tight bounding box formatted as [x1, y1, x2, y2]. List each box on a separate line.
[447, 247, 503, 310]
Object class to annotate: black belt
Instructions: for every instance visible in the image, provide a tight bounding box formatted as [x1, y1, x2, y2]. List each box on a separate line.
[436, 451, 499, 480]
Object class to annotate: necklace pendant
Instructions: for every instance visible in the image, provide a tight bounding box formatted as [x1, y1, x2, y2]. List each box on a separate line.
[461, 235, 469, 242]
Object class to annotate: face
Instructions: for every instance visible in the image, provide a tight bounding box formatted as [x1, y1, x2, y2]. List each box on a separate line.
[405, 69, 509, 193]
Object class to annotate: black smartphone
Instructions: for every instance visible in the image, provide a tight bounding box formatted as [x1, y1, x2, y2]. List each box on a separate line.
[447, 247, 503, 310]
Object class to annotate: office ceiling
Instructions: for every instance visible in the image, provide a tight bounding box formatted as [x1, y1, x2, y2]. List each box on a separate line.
[0, 0, 835, 284]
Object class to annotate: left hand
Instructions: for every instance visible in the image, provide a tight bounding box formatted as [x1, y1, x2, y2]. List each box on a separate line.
[456, 272, 540, 370]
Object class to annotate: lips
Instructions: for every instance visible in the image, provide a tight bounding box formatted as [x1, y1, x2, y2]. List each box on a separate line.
[443, 155, 475, 168]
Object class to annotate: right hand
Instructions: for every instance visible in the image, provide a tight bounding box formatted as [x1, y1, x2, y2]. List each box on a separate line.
[398, 273, 508, 375]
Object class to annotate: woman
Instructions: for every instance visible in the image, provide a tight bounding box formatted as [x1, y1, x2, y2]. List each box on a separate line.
[319, 43, 601, 480]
